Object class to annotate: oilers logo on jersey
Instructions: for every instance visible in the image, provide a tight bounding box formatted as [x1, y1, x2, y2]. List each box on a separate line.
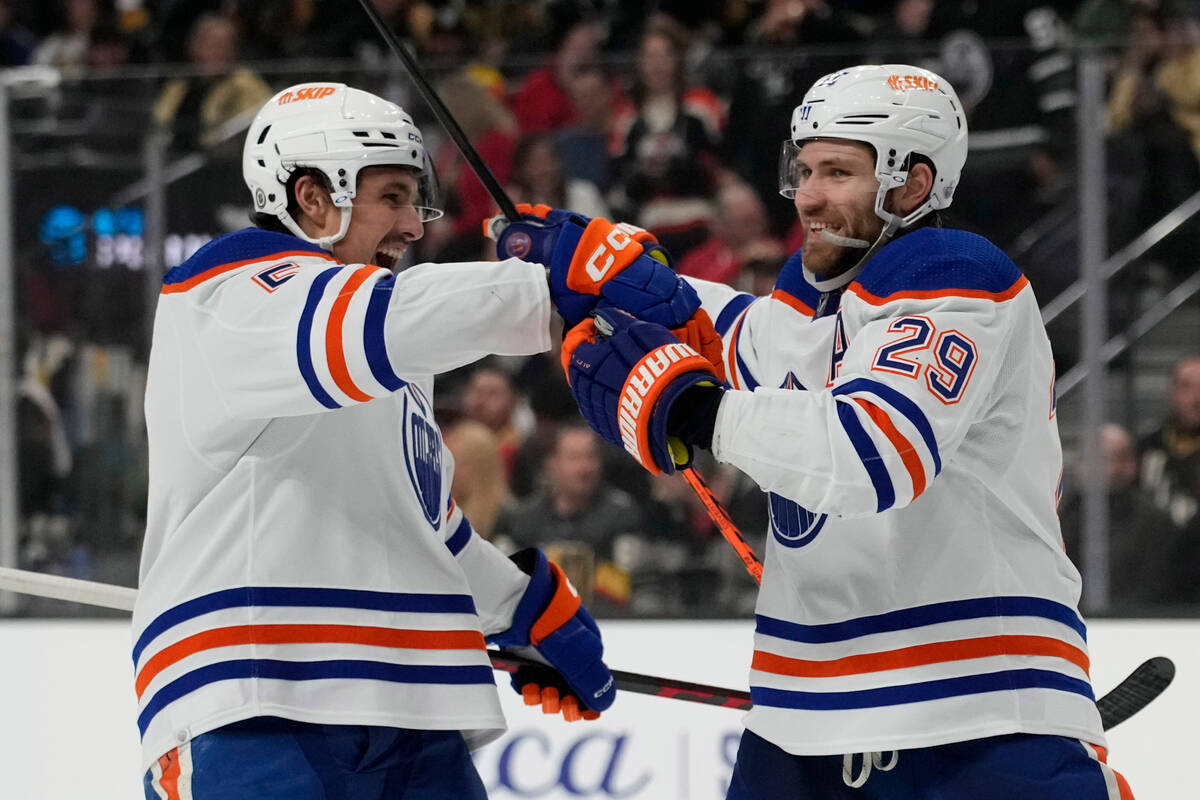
[402, 385, 442, 527]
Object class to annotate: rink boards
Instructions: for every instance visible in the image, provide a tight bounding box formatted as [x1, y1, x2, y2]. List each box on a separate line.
[0, 618, 1194, 799]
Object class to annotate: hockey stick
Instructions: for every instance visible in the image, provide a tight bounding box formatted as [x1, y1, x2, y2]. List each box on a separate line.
[680, 467, 763, 584]
[0, 566, 1175, 727]
[354, 0, 764, 584]
[354, 0, 518, 221]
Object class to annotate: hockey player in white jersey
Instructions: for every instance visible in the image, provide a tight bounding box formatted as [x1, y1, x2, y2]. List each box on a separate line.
[134, 83, 622, 799]
[493, 65, 1136, 798]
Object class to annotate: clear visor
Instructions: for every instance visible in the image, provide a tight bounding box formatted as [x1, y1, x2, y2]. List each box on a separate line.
[411, 150, 443, 222]
[341, 148, 444, 223]
[778, 139, 804, 199]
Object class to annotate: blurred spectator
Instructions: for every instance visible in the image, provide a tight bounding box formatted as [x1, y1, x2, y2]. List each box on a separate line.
[1060, 423, 1181, 607]
[18, 340, 73, 520]
[33, 0, 100, 73]
[508, 350, 577, 499]
[724, 0, 867, 234]
[555, 64, 619, 194]
[1140, 355, 1200, 527]
[152, 13, 272, 153]
[1107, 5, 1200, 279]
[0, 0, 35, 65]
[610, 16, 725, 256]
[85, 19, 133, 67]
[283, 0, 414, 62]
[507, 16, 606, 134]
[493, 422, 648, 613]
[431, 69, 518, 258]
[676, 180, 785, 285]
[459, 361, 527, 478]
[444, 420, 512, 540]
[508, 132, 610, 218]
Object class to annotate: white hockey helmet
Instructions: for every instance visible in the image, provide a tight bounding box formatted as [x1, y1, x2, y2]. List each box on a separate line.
[243, 82, 442, 250]
[779, 64, 968, 230]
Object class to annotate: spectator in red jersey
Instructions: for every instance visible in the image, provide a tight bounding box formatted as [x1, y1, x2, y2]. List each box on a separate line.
[508, 16, 607, 135]
[610, 15, 725, 258]
[677, 181, 785, 285]
[430, 69, 519, 259]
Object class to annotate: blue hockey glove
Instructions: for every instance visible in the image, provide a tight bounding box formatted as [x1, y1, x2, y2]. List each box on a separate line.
[487, 203, 700, 328]
[562, 306, 724, 475]
[488, 548, 615, 721]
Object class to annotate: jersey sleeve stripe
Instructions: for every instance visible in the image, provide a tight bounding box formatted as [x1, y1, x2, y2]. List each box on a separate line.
[751, 633, 1090, 680]
[755, 596, 1088, 644]
[297, 267, 344, 409]
[749, 667, 1094, 711]
[848, 396, 928, 499]
[771, 288, 816, 317]
[138, 659, 495, 735]
[727, 308, 759, 391]
[848, 274, 1029, 307]
[363, 274, 407, 391]
[714, 292, 755, 335]
[833, 377, 942, 475]
[135, 623, 488, 697]
[133, 586, 478, 664]
[836, 399, 896, 512]
[325, 266, 382, 403]
[445, 517, 473, 556]
[162, 249, 338, 294]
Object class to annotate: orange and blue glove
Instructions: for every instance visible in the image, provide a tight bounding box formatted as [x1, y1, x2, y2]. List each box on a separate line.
[487, 203, 700, 329]
[488, 548, 615, 722]
[562, 306, 725, 475]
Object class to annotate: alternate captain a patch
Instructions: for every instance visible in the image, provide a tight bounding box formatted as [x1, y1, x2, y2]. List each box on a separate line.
[253, 262, 302, 292]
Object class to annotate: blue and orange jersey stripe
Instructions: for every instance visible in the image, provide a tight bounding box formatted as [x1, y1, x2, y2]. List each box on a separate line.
[324, 265, 387, 402]
[133, 586, 478, 665]
[135, 624, 487, 697]
[750, 596, 1093, 711]
[161, 228, 335, 293]
[771, 288, 817, 316]
[752, 633, 1090, 679]
[850, 274, 1029, 307]
[162, 249, 338, 294]
[848, 227, 1029, 307]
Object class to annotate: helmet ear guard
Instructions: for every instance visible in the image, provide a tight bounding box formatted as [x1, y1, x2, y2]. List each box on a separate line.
[778, 64, 968, 231]
[242, 82, 443, 250]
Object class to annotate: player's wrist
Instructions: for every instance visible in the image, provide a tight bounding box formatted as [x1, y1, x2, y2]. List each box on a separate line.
[667, 382, 723, 452]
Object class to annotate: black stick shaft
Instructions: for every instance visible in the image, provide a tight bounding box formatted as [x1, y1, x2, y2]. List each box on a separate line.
[355, 0, 520, 222]
[491, 651, 1173, 727]
[489, 650, 752, 710]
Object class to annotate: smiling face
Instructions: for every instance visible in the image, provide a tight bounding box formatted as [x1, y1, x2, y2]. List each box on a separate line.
[332, 166, 426, 270]
[791, 139, 885, 279]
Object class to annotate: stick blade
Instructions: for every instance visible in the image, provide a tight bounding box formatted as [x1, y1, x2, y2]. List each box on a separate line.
[1098, 656, 1175, 730]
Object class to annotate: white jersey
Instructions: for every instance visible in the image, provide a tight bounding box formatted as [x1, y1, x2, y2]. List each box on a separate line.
[134, 228, 551, 771]
[689, 227, 1105, 755]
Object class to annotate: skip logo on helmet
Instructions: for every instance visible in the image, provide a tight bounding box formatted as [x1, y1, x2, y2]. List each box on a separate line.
[276, 85, 337, 105]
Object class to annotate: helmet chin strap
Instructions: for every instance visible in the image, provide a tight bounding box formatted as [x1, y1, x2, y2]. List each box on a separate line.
[278, 206, 353, 252]
[804, 215, 902, 291]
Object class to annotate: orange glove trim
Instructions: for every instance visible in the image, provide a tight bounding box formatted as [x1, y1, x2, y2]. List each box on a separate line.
[670, 308, 727, 384]
[529, 561, 583, 646]
[566, 218, 648, 295]
[560, 318, 597, 382]
[618, 342, 713, 475]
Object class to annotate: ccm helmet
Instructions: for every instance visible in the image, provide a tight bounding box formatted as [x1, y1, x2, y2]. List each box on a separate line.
[779, 64, 967, 231]
[243, 82, 442, 250]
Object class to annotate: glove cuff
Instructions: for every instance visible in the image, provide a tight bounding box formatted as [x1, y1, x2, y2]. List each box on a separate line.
[666, 383, 724, 452]
[617, 341, 716, 474]
[488, 548, 552, 648]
